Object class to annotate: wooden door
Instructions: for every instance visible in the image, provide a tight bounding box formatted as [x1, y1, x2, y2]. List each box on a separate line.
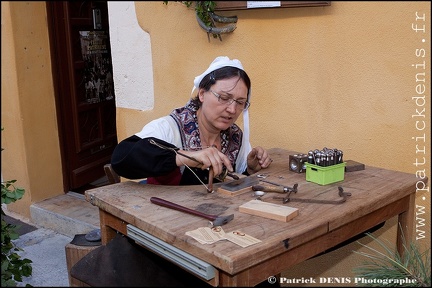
[46, 1, 117, 192]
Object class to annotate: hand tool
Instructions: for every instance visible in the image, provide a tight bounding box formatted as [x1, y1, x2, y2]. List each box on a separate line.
[274, 186, 351, 204]
[307, 147, 344, 166]
[150, 197, 234, 226]
[207, 167, 215, 193]
[256, 175, 290, 188]
[217, 175, 260, 196]
[149, 138, 238, 193]
[251, 183, 298, 194]
[208, 166, 241, 193]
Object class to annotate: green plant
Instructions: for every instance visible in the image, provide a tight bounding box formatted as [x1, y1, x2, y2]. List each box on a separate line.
[163, 1, 237, 41]
[353, 232, 430, 287]
[1, 131, 33, 287]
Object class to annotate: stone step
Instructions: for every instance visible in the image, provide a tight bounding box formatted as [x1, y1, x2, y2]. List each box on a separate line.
[30, 192, 100, 238]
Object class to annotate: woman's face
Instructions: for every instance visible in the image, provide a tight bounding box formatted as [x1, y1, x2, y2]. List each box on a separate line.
[198, 76, 248, 131]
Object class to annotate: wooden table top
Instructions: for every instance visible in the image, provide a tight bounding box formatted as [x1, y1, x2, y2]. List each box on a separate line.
[85, 148, 419, 275]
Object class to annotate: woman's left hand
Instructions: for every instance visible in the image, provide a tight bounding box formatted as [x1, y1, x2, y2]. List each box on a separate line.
[246, 147, 272, 174]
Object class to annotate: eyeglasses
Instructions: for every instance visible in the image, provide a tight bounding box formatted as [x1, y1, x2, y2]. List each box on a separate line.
[210, 90, 250, 110]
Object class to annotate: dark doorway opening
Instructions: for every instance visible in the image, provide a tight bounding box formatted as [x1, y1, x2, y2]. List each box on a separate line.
[46, 1, 117, 193]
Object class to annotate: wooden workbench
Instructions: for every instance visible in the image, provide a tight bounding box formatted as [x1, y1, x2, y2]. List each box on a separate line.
[85, 148, 422, 286]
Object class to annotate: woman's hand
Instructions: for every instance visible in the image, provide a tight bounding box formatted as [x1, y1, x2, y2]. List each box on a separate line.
[175, 147, 233, 177]
[246, 147, 272, 175]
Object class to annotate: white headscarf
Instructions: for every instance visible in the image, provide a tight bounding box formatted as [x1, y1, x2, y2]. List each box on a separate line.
[192, 56, 252, 173]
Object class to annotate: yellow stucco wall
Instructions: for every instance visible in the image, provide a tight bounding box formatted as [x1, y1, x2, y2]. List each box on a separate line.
[116, 1, 430, 284]
[1, 1, 430, 285]
[124, 1, 430, 179]
[1, 1, 63, 218]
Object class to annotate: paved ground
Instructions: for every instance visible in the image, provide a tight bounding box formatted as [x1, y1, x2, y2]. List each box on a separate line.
[6, 215, 72, 287]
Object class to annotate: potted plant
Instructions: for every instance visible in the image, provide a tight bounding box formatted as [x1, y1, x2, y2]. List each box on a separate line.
[163, 1, 238, 41]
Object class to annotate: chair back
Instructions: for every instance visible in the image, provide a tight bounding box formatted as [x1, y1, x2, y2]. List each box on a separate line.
[104, 164, 120, 184]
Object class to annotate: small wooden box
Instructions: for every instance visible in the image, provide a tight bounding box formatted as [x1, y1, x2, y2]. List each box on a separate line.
[239, 200, 299, 222]
[65, 243, 100, 287]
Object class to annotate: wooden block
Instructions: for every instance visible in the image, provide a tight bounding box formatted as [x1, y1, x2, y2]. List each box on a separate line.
[345, 160, 365, 172]
[65, 243, 100, 287]
[239, 200, 299, 222]
[217, 176, 260, 196]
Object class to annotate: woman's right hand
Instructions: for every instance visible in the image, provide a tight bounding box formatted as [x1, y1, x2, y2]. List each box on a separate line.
[175, 147, 233, 177]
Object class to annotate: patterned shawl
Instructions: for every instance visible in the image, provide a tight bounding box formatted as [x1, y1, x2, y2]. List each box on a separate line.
[169, 98, 242, 170]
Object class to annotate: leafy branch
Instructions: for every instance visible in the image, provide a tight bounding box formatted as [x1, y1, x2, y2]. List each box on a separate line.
[163, 1, 237, 41]
[1, 128, 33, 287]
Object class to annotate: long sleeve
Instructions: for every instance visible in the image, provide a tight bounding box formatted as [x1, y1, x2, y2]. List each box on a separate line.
[111, 136, 178, 179]
[111, 116, 183, 179]
[110, 110, 251, 185]
[111, 136, 211, 185]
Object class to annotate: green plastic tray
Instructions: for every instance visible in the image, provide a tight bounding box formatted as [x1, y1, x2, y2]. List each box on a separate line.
[305, 162, 346, 185]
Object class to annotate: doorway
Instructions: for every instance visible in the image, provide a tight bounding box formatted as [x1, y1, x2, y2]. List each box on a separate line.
[46, 1, 117, 193]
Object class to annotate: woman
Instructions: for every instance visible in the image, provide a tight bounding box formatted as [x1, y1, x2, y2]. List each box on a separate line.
[111, 56, 272, 187]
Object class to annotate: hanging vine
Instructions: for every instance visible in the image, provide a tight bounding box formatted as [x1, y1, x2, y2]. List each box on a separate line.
[163, 1, 238, 41]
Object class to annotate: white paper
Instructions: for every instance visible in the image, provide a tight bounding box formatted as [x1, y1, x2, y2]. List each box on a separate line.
[247, 1, 281, 9]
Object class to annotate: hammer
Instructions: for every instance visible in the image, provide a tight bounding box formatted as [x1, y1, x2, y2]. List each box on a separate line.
[252, 183, 298, 194]
[150, 197, 234, 226]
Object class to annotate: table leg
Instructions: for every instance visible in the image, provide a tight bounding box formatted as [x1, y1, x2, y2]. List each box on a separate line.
[99, 209, 128, 245]
[396, 192, 415, 257]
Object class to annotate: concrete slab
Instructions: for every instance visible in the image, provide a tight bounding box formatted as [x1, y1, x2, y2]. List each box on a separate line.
[4, 191, 101, 287]
[12, 227, 72, 287]
[30, 192, 100, 238]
